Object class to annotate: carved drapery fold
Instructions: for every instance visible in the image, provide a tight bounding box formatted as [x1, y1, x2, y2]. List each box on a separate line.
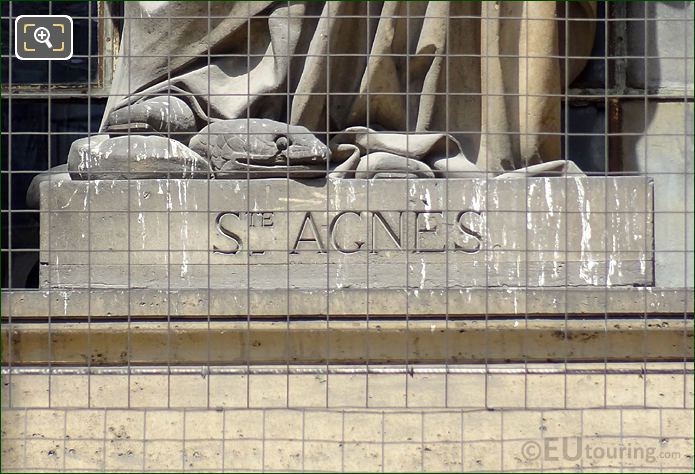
[102, 1, 596, 173]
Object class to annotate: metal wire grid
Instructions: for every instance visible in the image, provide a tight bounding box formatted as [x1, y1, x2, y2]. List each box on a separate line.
[0, 0, 692, 392]
[1, 1, 694, 472]
[0, 0, 687, 378]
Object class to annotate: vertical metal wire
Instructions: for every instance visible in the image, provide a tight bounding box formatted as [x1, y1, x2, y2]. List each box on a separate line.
[682, 2, 691, 409]
[522, 2, 530, 411]
[578, 409, 584, 471]
[459, 409, 464, 469]
[619, 407, 625, 471]
[325, 1, 332, 410]
[220, 408, 226, 468]
[205, 0, 212, 411]
[419, 410, 424, 471]
[6, 0, 13, 409]
[181, 408, 187, 470]
[244, 0, 252, 410]
[602, 1, 611, 409]
[341, 410, 345, 471]
[443, 2, 451, 410]
[61, 402, 67, 471]
[47, 0, 53, 409]
[22, 408, 28, 467]
[537, 409, 544, 471]
[123, 0, 133, 410]
[482, 1, 490, 411]
[404, 0, 411, 410]
[562, 0, 571, 412]
[300, 409, 306, 472]
[165, 0, 173, 411]
[100, 405, 108, 470]
[142, 407, 148, 472]
[641, 0, 650, 409]
[261, 409, 266, 470]
[403, 2, 410, 408]
[500, 406, 506, 471]
[380, 410, 385, 472]
[86, 0, 93, 411]
[285, 1, 292, 408]
[364, 3, 372, 409]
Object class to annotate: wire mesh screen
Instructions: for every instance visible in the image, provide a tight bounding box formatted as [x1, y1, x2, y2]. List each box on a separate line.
[1, 1, 693, 472]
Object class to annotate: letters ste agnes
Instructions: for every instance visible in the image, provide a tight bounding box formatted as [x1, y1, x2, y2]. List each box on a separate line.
[212, 210, 485, 256]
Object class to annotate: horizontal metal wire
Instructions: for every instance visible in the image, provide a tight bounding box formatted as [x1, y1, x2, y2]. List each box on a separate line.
[3, 365, 693, 377]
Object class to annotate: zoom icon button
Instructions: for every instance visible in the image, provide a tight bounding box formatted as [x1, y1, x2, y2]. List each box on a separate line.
[15, 15, 73, 60]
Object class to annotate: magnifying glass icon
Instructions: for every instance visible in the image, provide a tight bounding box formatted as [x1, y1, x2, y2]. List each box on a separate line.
[33, 27, 53, 49]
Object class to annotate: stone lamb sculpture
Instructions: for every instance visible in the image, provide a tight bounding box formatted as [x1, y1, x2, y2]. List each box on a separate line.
[29, 105, 580, 206]
[62, 94, 581, 181]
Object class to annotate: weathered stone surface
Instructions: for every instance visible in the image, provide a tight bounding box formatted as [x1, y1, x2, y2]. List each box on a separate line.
[2, 318, 692, 365]
[2, 405, 694, 473]
[3, 363, 692, 408]
[2, 287, 691, 320]
[26, 164, 71, 209]
[2, 402, 693, 472]
[38, 177, 653, 289]
[2, 287, 693, 322]
[68, 135, 210, 180]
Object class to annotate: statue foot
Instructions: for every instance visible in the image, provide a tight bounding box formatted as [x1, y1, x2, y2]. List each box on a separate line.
[495, 160, 585, 179]
[355, 152, 435, 179]
[102, 96, 198, 145]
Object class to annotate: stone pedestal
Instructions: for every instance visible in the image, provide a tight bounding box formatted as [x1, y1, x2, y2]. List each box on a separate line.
[39, 177, 653, 290]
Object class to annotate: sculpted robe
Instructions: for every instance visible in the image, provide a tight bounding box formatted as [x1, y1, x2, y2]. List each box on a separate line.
[103, 1, 596, 173]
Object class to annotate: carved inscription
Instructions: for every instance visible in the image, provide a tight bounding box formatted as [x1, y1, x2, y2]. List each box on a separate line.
[213, 212, 242, 255]
[213, 210, 484, 255]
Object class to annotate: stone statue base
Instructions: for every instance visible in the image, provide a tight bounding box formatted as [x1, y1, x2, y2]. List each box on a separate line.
[38, 178, 653, 290]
